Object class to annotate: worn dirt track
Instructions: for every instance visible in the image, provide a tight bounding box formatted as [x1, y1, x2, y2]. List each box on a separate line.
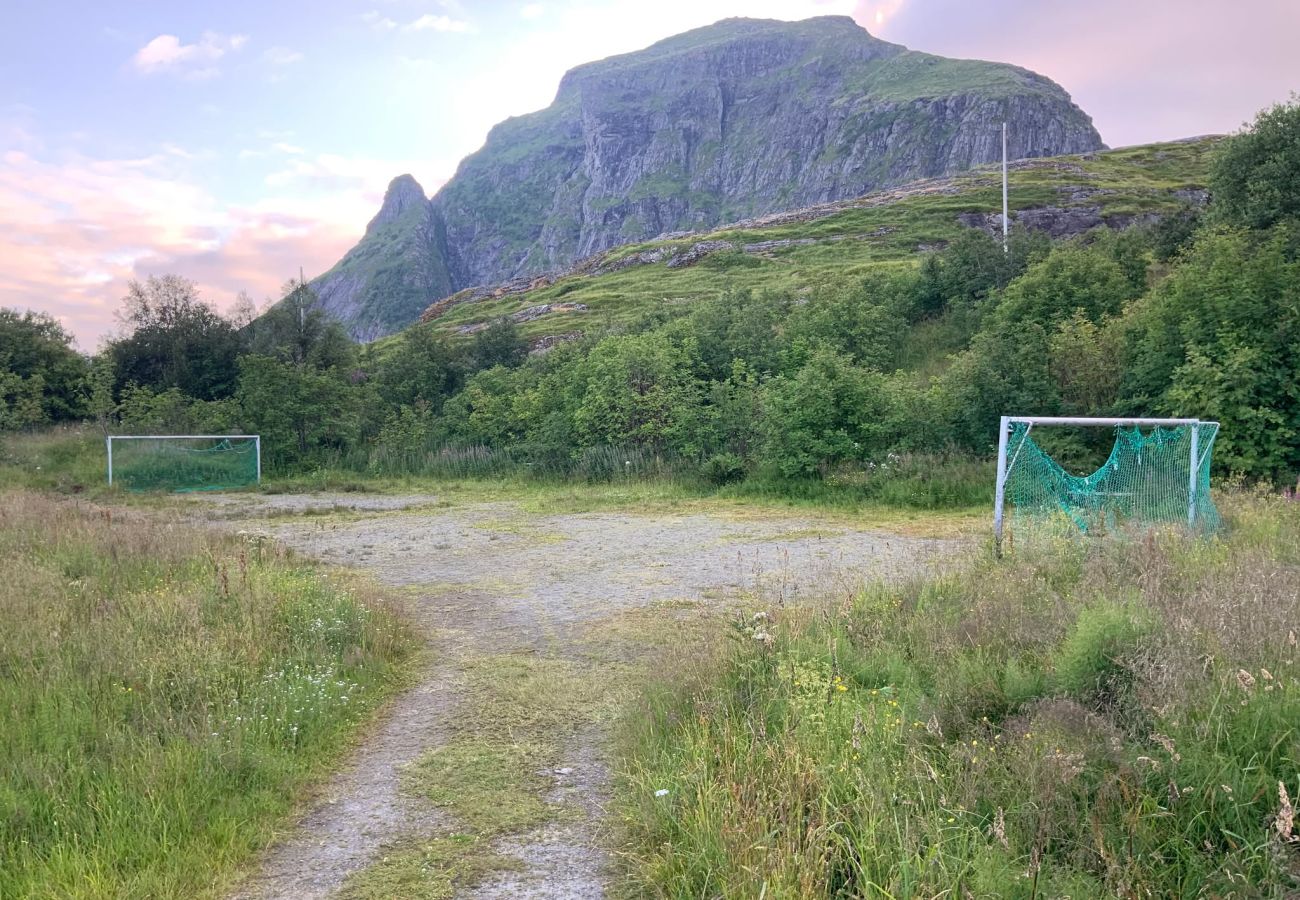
[213, 493, 955, 898]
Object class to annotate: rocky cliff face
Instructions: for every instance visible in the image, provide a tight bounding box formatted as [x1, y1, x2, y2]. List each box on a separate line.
[311, 15, 1103, 339]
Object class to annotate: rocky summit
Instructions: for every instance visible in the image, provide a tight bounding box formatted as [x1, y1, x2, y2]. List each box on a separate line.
[310, 15, 1104, 340]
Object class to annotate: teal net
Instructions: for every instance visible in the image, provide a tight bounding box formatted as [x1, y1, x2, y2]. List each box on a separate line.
[1004, 422, 1219, 541]
[110, 437, 259, 492]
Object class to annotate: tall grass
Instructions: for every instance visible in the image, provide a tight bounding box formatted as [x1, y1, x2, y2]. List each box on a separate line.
[617, 492, 1300, 896]
[0, 491, 414, 898]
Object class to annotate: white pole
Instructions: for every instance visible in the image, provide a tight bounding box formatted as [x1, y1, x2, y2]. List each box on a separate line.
[106, 437, 113, 486]
[1002, 122, 1009, 254]
[993, 415, 1010, 555]
[255, 436, 262, 484]
[1187, 423, 1199, 527]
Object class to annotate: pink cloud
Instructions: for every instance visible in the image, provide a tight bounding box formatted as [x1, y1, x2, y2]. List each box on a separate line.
[0, 149, 361, 350]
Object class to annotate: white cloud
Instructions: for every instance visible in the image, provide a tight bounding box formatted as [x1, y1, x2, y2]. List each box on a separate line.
[520, 3, 545, 19]
[404, 13, 473, 33]
[272, 142, 305, 155]
[263, 46, 304, 65]
[131, 31, 249, 77]
[362, 10, 398, 31]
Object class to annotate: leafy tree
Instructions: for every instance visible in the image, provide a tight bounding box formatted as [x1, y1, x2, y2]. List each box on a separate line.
[569, 332, 703, 453]
[1048, 312, 1123, 416]
[686, 288, 790, 379]
[784, 277, 908, 372]
[110, 276, 242, 400]
[1211, 97, 1300, 230]
[236, 356, 361, 464]
[1121, 226, 1300, 479]
[994, 244, 1137, 330]
[247, 279, 355, 371]
[760, 347, 894, 476]
[934, 323, 1059, 451]
[1151, 206, 1203, 262]
[373, 325, 462, 409]
[0, 309, 87, 424]
[470, 318, 528, 371]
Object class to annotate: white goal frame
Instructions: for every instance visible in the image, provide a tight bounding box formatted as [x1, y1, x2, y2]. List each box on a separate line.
[106, 434, 262, 487]
[993, 416, 1217, 552]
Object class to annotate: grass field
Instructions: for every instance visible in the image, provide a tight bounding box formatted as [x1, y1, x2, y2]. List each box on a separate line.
[616, 492, 1300, 896]
[0, 427, 990, 535]
[0, 489, 415, 898]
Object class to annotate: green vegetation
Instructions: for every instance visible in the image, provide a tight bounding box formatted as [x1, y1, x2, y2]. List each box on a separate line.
[0, 490, 414, 898]
[3, 102, 1299, 503]
[616, 492, 1300, 896]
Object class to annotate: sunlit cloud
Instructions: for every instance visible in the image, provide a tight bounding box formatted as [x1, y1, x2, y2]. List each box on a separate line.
[131, 32, 249, 77]
[403, 13, 473, 33]
[0, 141, 424, 349]
[262, 46, 304, 65]
[361, 11, 398, 31]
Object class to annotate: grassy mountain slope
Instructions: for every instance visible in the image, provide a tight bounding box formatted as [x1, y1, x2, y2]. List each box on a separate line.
[415, 137, 1219, 344]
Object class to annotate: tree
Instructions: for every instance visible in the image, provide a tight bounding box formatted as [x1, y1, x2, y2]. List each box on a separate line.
[760, 347, 894, 476]
[569, 331, 703, 453]
[246, 279, 354, 371]
[470, 318, 528, 371]
[994, 244, 1137, 330]
[0, 308, 87, 424]
[374, 325, 462, 409]
[1211, 97, 1300, 231]
[236, 356, 360, 464]
[109, 276, 242, 400]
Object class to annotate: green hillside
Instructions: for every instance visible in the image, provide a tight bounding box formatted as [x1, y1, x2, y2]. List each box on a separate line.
[419, 138, 1219, 344]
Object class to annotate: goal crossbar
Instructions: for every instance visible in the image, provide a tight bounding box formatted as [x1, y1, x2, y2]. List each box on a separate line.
[993, 416, 1218, 553]
[106, 435, 262, 487]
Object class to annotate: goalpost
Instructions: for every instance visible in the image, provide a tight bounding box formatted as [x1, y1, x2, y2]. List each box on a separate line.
[106, 435, 262, 492]
[993, 416, 1219, 553]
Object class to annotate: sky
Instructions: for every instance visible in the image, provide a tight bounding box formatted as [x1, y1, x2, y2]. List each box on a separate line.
[2, 0, 1297, 349]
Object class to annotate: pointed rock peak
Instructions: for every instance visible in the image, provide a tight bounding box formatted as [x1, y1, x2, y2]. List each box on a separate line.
[367, 174, 427, 233]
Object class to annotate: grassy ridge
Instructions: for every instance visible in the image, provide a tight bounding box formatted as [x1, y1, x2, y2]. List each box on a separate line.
[0, 491, 414, 898]
[420, 138, 1220, 343]
[618, 493, 1300, 896]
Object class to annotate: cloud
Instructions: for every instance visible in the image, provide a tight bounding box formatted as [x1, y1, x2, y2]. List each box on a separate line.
[271, 142, 305, 155]
[263, 46, 304, 66]
[404, 13, 473, 33]
[0, 143, 418, 349]
[131, 32, 249, 77]
[520, 3, 545, 20]
[362, 11, 398, 31]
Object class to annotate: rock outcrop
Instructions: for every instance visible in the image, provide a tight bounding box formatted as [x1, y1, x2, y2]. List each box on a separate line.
[310, 15, 1104, 339]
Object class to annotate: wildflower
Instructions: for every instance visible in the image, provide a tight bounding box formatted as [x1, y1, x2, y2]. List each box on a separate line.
[836, 684, 848, 692]
[991, 807, 1008, 849]
[655, 789, 669, 798]
[1277, 782, 1295, 842]
[1237, 669, 1256, 692]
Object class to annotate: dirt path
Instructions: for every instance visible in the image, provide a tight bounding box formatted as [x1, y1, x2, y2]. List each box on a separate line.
[216, 493, 955, 898]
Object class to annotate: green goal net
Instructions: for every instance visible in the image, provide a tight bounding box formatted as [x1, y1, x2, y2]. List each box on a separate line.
[107, 436, 261, 492]
[995, 418, 1218, 547]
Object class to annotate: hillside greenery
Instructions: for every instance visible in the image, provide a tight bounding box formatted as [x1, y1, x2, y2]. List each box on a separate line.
[2, 101, 1299, 498]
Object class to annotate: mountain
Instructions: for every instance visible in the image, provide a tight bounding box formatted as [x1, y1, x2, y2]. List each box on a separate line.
[311, 15, 1104, 340]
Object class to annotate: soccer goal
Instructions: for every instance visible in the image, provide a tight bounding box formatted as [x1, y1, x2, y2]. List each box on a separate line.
[106, 435, 261, 492]
[993, 416, 1219, 552]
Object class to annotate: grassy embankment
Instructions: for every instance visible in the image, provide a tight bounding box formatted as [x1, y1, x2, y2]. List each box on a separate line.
[0, 489, 415, 897]
[415, 138, 1220, 343]
[618, 493, 1300, 896]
